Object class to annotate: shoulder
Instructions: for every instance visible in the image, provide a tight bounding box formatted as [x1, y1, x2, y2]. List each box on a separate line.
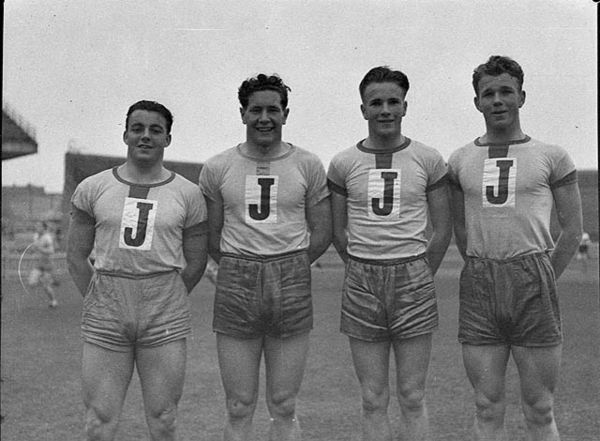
[290, 145, 323, 164]
[408, 139, 444, 160]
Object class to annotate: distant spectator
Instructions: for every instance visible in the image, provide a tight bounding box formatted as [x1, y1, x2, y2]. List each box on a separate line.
[28, 221, 59, 307]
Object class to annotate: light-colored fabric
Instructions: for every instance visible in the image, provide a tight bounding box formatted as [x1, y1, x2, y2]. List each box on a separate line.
[199, 144, 329, 257]
[71, 167, 207, 276]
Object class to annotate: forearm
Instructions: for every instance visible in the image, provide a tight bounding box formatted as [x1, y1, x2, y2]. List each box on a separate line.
[67, 256, 94, 296]
[307, 228, 332, 263]
[181, 258, 207, 293]
[332, 232, 349, 264]
[426, 230, 452, 275]
[551, 229, 582, 279]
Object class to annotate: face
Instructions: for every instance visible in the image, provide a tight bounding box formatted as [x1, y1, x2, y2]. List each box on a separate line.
[474, 73, 525, 131]
[361, 82, 407, 140]
[123, 110, 171, 166]
[240, 90, 289, 149]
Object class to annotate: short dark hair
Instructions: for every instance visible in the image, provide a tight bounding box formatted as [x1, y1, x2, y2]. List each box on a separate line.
[472, 55, 524, 95]
[238, 74, 291, 109]
[359, 66, 410, 100]
[125, 100, 174, 134]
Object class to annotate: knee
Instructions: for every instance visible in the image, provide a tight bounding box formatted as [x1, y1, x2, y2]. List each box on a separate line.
[148, 406, 178, 435]
[522, 397, 555, 427]
[397, 383, 426, 413]
[226, 393, 257, 421]
[474, 391, 506, 423]
[361, 384, 390, 414]
[267, 390, 298, 419]
[85, 406, 116, 441]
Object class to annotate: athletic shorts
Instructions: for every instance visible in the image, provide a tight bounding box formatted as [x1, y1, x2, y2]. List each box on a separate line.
[213, 250, 312, 339]
[458, 252, 561, 347]
[340, 254, 438, 342]
[81, 270, 190, 352]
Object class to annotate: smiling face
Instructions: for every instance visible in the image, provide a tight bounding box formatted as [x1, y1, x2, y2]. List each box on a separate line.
[123, 110, 171, 167]
[474, 73, 526, 134]
[361, 82, 407, 141]
[240, 89, 289, 149]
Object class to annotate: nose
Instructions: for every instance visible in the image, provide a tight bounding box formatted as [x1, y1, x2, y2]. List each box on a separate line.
[381, 102, 391, 114]
[258, 109, 270, 122]
[141, 128, 152, 139]
[492, 92, 503, 105]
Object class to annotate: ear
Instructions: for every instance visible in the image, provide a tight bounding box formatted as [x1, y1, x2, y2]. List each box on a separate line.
[518, 90, 526, 108]
[402, 100, 408, 117]
[122, 131, 128, 144]
[239, 107, 247, 124]
[473, 96, 482, 113]
[360, 103, 367, 120]
[282, 108, 290, 125]
[164, 134, 172, 148]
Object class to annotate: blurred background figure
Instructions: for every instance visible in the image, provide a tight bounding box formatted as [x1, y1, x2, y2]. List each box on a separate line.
[576, 231, 591, 272]
[28, 221, 59, 307]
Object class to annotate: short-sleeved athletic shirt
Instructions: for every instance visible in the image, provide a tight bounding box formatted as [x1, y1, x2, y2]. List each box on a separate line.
[327, 138, 448, 260]
[448, 136, 576, 259]
[199, 143, 329, 257]
[71, 167, 207, 276]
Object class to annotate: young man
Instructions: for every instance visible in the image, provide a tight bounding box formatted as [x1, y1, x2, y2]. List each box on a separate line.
[199, 74, 331, 441]
[328, 66, 452, 441]
[67, 100, 208, 441]
[28, 221, 59, 307]
[448, 56, 583, 441]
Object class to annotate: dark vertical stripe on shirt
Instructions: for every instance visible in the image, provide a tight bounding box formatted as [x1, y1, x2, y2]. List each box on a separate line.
[488, 145, 510, 159]
[129, 185, 151, 199]
[375, 152, 393, 169]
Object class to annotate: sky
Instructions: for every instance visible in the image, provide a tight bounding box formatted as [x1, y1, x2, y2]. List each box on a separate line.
[2, 0, 597, 193]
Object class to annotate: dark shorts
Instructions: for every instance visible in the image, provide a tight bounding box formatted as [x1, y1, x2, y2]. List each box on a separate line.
[81, 270, 191, 352]
[458, 252, 562, 347]
[341, 254, 438, 342]
[213, 250, 312, 339]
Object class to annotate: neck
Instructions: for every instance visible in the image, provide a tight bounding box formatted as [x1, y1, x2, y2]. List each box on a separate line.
[120, 161, 168, 184]
[482, 124, 525, 144]
[365, 134, 406, 150]
[243, 141, 289, 159]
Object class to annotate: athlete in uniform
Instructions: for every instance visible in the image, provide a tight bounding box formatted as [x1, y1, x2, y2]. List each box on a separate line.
[67, 100, 208, 441]
[328, 66, 452, 441]
[448, 56, 583, 441]
[29, 221, 59, 307]
[199, 74, 331, 441]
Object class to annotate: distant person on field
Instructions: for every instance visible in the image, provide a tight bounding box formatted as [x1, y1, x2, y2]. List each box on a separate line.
[328, 66, 452, 441]
[448, 55, 583, 441]
[199, 73, 331, 440]
[28, 221, 59, 308]
[67, 100, 208, 441]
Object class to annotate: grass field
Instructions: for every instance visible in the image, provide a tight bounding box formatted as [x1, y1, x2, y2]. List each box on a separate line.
[1, 246, 598, 441]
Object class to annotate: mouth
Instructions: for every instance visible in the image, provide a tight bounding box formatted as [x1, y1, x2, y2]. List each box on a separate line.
[255, 127, 274, 133]
[137, 144, 154, 149]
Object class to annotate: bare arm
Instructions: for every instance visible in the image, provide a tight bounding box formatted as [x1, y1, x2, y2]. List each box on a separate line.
[180, 222, 209, 293]
[306, 197, 332, 263]
[205, 195, 224, 264]
[450, 185, 468, 261]
[426, 185, 452, 275]
[551, 182, 583, 279]
[66, 208, 95, 296]
[330, 191, 349, 264]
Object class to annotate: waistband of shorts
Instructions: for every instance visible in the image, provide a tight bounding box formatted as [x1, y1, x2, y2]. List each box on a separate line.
[221, 249, 307, 263]
[466, 251, 550, 263]
[348, 253, 427, 266]
[95, 269, 178, 279]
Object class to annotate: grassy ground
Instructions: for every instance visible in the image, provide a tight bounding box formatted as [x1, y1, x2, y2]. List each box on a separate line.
[1, 246, 598, 440]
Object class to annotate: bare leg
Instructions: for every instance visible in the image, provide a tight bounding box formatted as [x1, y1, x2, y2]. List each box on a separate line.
[264, 332, 310, 441]
[82, 343, 134, 441]
[512, 345, 562, 441]
[349, 337, 392, 441]
[136, 339, 187, 441]
[392, 334, 432, 441]
[462, 344, 511, 441]
[217, 333, 263, 441]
